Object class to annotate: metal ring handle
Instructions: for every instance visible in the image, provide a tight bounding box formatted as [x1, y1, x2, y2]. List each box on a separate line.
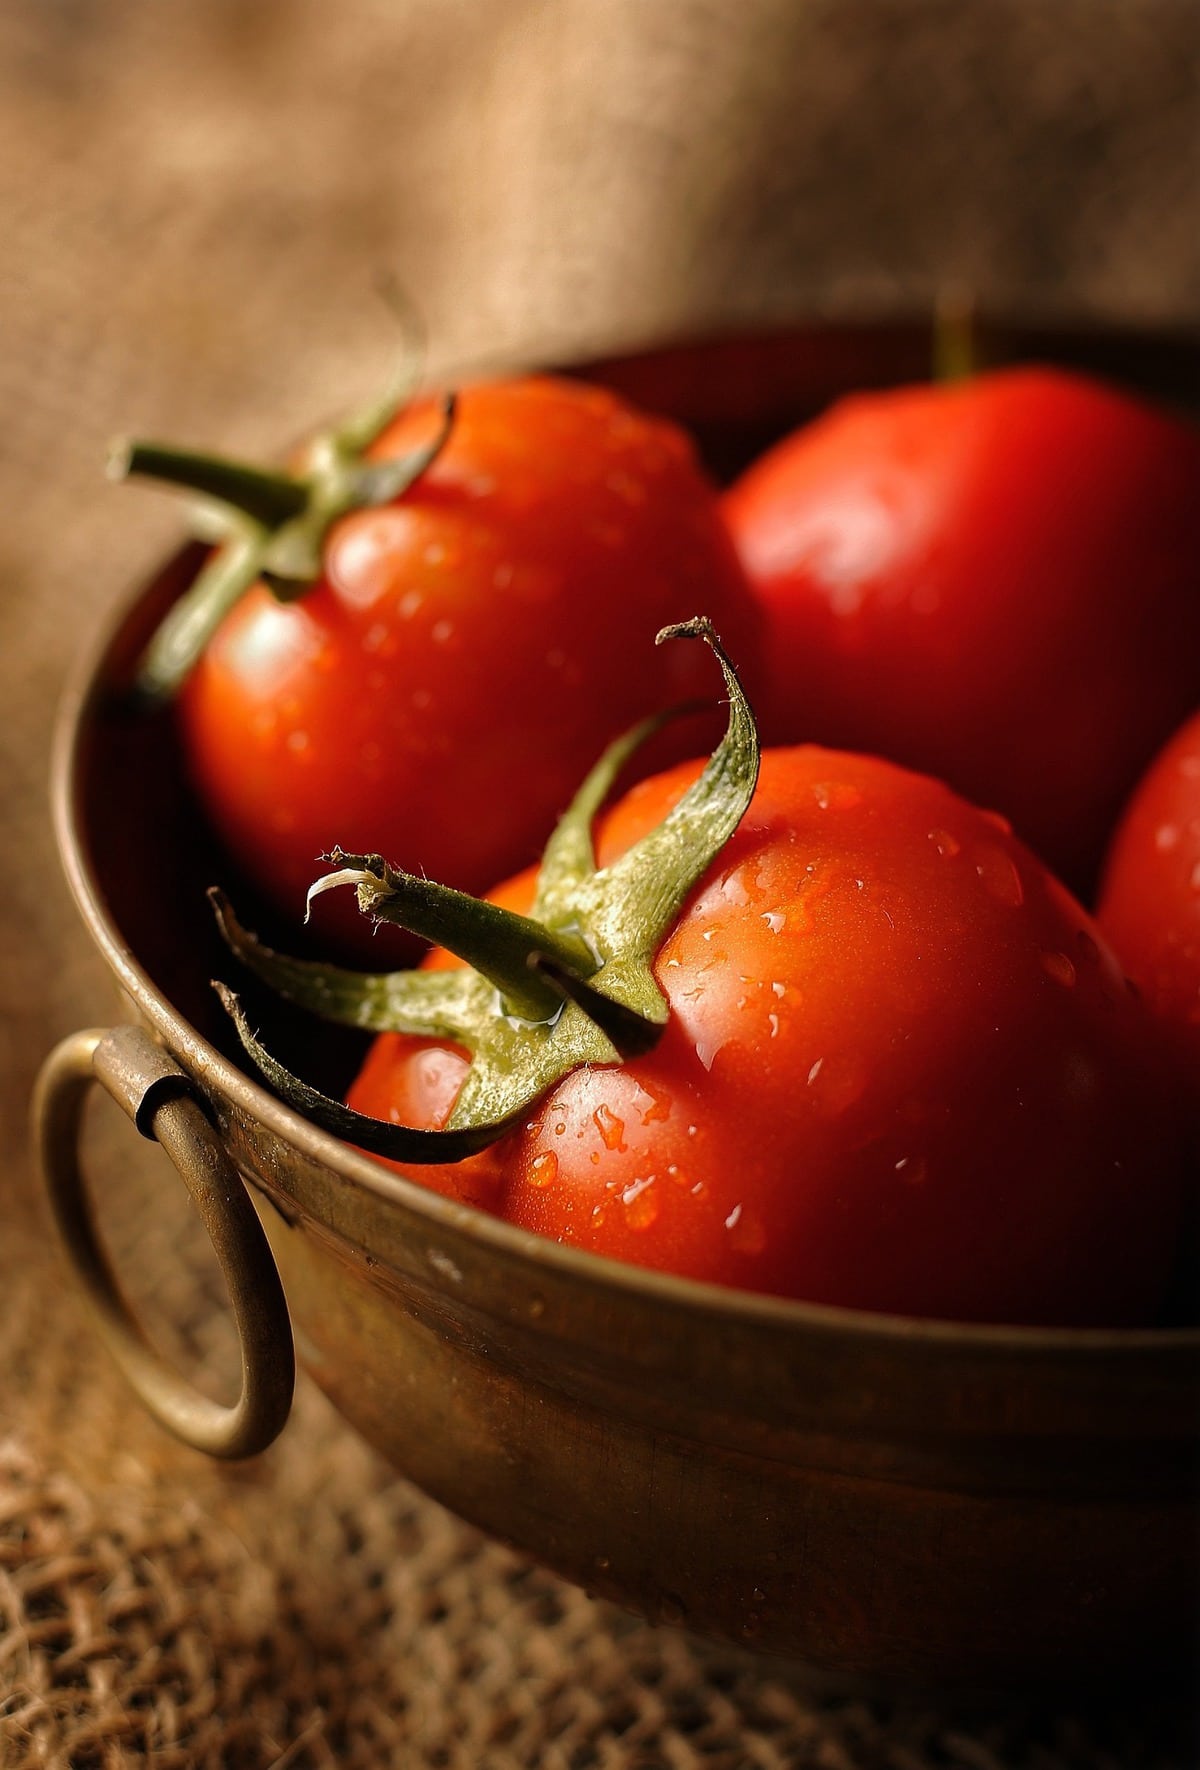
[32, 1024, 295, 1458]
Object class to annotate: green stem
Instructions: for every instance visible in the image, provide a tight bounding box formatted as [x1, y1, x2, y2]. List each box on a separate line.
[114, 347, 459, 702]
[308, 850, 599, 1024]
[351, 393, 458, 507]
[216, 985, 522, 1161]
[134, 532, 265, 706]
[111, 441, 308, 530]
[213, 621, 759, 1165]
[527, 952, 665, 1057]
[208, 887, 484, 1043]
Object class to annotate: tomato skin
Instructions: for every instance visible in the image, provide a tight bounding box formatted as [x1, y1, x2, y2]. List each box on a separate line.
[1098, 708, 1200, 1090]
[349, 747, 1186, 1326]
[178, 376, 757, 955]
[721, 368, 1200, 892]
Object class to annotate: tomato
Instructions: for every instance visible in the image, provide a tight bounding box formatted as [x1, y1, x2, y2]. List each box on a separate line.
[175, 376, 757, 956]
[721, 368, 1200, 894]
[348, 745, 1186, 1326]
[1098, 708, 1200, 1089]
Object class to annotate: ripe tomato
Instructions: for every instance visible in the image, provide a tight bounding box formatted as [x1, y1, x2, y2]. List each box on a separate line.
[1098, 708, 1200, 1089]
[177, 376, 757, 956]
[721, 368, 1200, 893]
[349, 746, 1185, 1326]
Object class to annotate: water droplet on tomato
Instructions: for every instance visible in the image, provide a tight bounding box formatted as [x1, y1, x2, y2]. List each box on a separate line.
[529, 1151, 558, 1187]
[813, 781, 863, 811]
[974, 846, 1024, 907]
[928, 827, 961, 857]
[727, 1206, 766, 1254]
[807, 1053, 867, 1115]
[431, 618, 454, 644]
[399, 590, 423, 619]
[893, 1155, 928, 1186]
[638, 1086, 671, 1126]
[623, 1176, 659, 1229]
[1040, 949, 1077, 988]
[1156, 823, 1181, 853]
[593, 1104, 626, 1151]
[762, 910, 786, 934]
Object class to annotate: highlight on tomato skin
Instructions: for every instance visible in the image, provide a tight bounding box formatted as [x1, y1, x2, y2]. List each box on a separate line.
[348, 744, 1189, 1329]
[1098, 707, 1200, 1093]
[720, 367, 1200, 896]
[177, 375, 762, 960]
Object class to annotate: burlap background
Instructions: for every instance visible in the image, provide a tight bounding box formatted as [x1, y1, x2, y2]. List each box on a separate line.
[2, 2, 1198, 1764]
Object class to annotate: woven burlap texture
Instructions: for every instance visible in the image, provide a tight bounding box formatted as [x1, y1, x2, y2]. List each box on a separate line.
[2, 1, 1198, 1764]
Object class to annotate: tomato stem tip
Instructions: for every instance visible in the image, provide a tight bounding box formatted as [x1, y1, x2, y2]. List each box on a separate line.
[214, 619, 761, 1164]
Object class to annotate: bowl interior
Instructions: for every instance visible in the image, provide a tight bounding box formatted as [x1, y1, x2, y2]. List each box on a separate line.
[64, 319, 1200, 1385]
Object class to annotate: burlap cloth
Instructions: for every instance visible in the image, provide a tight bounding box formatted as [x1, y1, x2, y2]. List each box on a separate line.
[2, 3, 1198, 1764]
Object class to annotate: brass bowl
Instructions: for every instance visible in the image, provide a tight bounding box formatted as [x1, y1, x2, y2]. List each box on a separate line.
[35, 324, 1200, 1688]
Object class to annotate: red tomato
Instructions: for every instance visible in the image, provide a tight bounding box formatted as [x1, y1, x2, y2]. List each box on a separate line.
[1098, 708, 1200, 1087]
[721, 368, 1200, 893]
[179, 376, 757, 955]
[349, 747, 1185, 1326]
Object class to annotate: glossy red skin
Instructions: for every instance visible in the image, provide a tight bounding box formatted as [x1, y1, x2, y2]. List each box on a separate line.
[1099, 708, 1200, 1087]
[349, 747, 1185, 1326]
[721, 368, 1200, 893]
[179, 376, 757, 957]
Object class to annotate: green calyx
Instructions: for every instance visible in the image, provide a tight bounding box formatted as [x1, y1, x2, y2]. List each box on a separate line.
[110, 355, 456, 706]
[214, 618, 760, 1165]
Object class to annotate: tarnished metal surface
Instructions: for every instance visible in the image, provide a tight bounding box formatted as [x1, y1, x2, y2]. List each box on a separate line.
[34, 1025, 295, 1460]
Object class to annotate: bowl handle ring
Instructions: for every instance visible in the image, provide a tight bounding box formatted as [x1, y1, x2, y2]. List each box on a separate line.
[32, 1024, 295, 1459]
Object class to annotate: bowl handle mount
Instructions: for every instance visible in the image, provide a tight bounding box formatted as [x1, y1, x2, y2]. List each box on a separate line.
[32, 1024, 295, 1458]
